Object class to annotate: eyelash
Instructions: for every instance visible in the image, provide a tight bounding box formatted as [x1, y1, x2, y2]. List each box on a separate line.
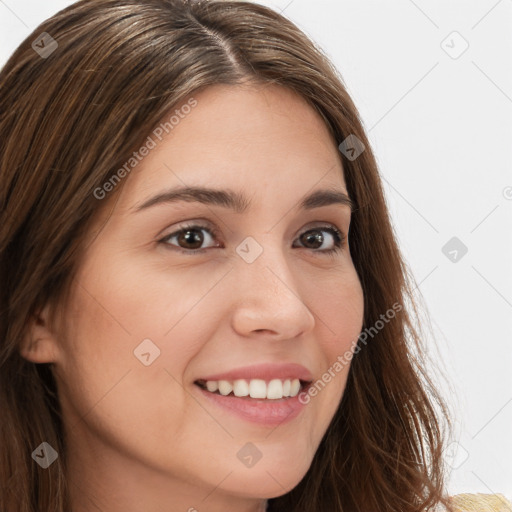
[159, 222, 346, 257]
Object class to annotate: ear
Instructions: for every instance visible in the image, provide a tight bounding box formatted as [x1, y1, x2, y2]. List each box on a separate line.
[19, 304, 60, 363]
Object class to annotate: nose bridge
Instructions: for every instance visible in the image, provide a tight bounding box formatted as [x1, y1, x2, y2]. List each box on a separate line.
[236, 233, 295, 298]
[230, 233, 316, 337]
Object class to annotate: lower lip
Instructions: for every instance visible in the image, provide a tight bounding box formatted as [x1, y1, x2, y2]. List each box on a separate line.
[195, 385, 309, 426]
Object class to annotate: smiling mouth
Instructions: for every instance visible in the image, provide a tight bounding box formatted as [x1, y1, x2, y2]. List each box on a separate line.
[194, 378, 312, 400]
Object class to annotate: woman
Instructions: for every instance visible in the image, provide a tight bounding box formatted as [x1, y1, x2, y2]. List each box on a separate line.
[1, 1, 506, 511]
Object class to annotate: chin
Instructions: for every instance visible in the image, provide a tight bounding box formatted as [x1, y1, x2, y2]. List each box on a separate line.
[220, 464, 308, 499]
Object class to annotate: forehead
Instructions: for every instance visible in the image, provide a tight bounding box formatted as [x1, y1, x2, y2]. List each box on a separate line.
[117, 83, 348, 211]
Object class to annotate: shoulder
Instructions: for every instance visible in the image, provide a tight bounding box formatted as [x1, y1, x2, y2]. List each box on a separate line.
[443, 493, 512, 512]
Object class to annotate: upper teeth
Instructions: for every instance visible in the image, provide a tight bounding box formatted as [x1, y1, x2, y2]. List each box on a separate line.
[204, 378, 302, 399]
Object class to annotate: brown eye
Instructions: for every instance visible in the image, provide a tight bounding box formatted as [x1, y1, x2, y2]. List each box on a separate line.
[300, 230, 324, 249]
[159, 223, 345, 256]
[161, 224, 221, 253]
[177, 228, 205, 250]
[294, 226, 345, 254]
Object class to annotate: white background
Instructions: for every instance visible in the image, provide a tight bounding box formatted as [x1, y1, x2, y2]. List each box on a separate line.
[1, 0, 511, 500]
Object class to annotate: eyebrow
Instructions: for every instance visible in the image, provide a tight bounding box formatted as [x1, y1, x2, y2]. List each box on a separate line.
[132, 185, 354, 214]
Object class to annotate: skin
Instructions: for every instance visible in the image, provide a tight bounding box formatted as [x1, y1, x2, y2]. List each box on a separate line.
[22, 83, 364, 512]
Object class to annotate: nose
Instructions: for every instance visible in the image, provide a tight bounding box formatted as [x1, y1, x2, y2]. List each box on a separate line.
[230, 243, 316, 341]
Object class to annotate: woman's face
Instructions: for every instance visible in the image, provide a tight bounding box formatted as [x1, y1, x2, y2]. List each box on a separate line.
[36, 84, 364, 510]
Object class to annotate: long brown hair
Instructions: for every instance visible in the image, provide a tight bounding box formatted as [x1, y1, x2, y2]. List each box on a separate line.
[0, 1, 456, 510]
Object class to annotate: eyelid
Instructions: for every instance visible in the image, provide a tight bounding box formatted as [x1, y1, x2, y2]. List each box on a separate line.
[297, 221, 341, 235]
[159, 218, 220, 238]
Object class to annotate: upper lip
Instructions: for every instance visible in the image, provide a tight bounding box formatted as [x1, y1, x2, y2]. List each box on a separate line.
[195, 363, 314, 383]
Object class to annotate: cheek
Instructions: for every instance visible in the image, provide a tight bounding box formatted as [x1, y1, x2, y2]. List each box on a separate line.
[54, 282, 195, 469]
[53, 285, 136, 425]
[301, 269, 364, 413]
[311, 268, 365, 355]
[54, 258, 221, 426]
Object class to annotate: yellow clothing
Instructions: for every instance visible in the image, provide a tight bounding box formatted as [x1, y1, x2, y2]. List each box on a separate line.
[264, 493, 512, 511]
[448, 493, 512, 511]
